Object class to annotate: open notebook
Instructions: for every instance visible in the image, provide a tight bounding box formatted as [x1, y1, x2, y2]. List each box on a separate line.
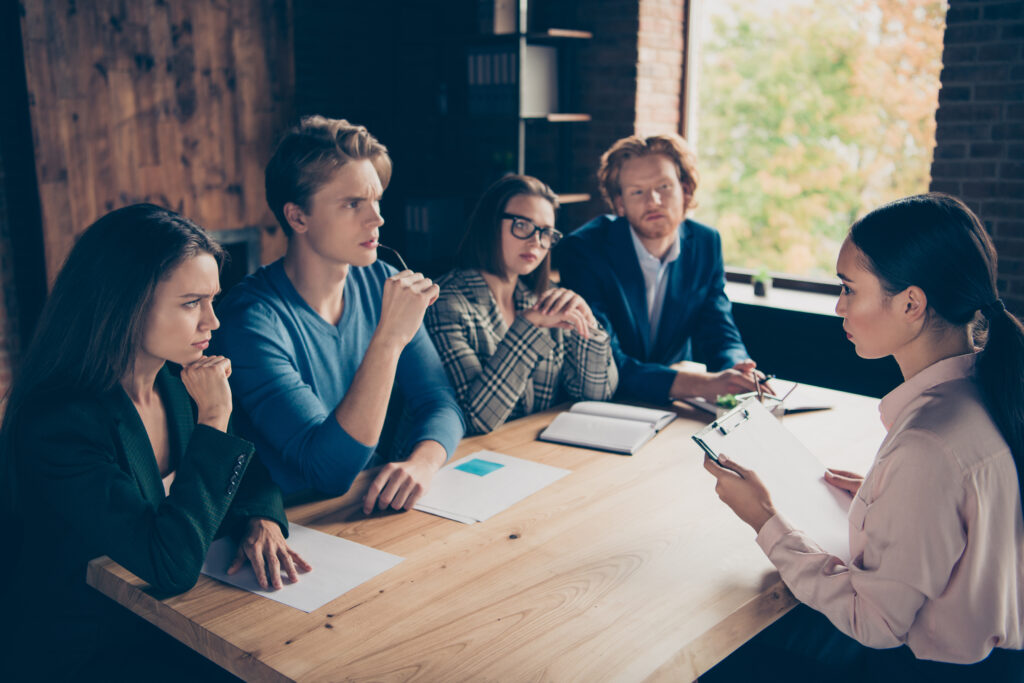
[539, 401, 677, 454]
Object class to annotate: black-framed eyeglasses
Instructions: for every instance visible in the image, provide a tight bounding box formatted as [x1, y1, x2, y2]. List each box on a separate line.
[502, 213, 563, 247]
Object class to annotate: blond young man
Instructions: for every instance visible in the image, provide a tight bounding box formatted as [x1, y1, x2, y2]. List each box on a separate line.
[213, 116, 464, 513]
[555, 133, 762, 403]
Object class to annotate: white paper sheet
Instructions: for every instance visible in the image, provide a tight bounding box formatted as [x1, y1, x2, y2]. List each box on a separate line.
[413, 450, 570, 524]
[200, 523, 403, 612]
[694, 398, 853, 561]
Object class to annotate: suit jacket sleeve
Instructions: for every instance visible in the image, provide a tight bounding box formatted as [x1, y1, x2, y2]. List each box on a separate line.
[557, 236, 677, 403]
[16, 398, 257, 595]
[690, 229, 749, 372]
[220, 448, 288, 539]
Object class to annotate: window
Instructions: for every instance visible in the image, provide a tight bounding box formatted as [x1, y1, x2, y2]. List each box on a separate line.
[687, 0, 948, 279]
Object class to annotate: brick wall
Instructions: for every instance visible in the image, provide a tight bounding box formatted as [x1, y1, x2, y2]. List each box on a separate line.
[635, 0, 685, 137]
[564, 0, 644, 226]
[561, 0, 687, 229]
[930, 0, 1024, 316]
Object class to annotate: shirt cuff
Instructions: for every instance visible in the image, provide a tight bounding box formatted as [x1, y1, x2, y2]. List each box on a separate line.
[756, 511, 795, 555]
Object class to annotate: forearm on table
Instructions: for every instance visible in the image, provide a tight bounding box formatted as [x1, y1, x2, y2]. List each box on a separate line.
[407, 439, 449, 468]
[670, 369, 712, 399]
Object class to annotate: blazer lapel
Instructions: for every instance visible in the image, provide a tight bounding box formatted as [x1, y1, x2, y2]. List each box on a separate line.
[607, 220, 652, 355]
[158, 365, 195, 466]
[98, 384, 165, 506]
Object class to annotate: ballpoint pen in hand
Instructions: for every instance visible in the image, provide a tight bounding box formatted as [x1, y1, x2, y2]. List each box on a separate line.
[378, 243, 409, 271]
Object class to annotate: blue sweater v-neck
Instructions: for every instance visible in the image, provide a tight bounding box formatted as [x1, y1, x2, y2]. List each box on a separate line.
[213, 259, 465, 496]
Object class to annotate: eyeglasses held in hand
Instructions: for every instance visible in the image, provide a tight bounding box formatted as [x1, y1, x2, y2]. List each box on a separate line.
[377, 243, 409, 271]
[502, 213, 563, 248]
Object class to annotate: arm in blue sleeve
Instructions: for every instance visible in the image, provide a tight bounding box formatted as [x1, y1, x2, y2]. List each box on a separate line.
[217, 304, 375, 496]
[692, 232, 750, 372]
[557, 239, 677, 404]
[393, 323, 466, 459]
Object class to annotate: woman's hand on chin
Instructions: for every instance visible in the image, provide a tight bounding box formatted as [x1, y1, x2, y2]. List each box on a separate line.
[181, 355, 233, 431]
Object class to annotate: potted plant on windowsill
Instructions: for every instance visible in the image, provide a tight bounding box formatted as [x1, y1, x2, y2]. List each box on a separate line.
[752, 268, 772, 297]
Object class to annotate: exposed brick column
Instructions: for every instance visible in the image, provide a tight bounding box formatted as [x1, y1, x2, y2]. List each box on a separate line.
[930, 0, 1024, 316]
[564, 0, 687, 228]
[635, 0, 685, 138]
[567, 0, 643, 225]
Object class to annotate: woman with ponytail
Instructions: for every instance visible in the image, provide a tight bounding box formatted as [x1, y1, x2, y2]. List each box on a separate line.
[704, 193, 1024, 681]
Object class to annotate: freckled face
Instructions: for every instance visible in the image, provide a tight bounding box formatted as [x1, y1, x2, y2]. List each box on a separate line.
[834, 239, 909, 359]
[499, 194, 556, 278]
[292, 160, 385, 267]
[138, 253, 221, 367]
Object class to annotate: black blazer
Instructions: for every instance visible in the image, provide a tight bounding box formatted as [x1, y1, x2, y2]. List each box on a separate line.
[5, 366, 287, 678]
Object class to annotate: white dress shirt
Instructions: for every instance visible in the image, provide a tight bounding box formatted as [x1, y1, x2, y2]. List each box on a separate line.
[628, 226, 681, 349]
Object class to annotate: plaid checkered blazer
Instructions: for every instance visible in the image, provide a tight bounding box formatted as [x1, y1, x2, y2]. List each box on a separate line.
[425, 268, 618, 435]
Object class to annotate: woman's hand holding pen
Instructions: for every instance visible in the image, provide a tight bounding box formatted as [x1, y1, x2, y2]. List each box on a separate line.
[703, 454, 777, 532]
[228, 517, 312, 590]
[181, 355, 233, 432]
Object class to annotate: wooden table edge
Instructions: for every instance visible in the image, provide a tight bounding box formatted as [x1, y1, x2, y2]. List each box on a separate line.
[645, 578, 797, 682]
[87, 557, 293, 683]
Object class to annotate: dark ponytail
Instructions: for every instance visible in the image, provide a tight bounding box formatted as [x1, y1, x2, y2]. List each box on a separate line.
[849, 193, 1024, 507]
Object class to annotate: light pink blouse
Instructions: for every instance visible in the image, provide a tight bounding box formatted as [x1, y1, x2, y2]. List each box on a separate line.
[757, 352, 1024, 663]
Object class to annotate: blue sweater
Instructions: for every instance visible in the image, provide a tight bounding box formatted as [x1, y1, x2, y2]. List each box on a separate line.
[213, 259, 465, 497]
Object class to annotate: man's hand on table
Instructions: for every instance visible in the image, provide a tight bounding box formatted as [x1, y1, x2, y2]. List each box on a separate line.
[363, 440, 447, 514]
[670, 360, 774, 402]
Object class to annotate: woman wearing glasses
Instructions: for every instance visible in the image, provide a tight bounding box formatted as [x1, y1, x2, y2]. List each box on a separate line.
[426, 175, 617, 434]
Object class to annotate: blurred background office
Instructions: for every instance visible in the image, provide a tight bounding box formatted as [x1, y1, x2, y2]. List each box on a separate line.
[0, 0, 1021, 407]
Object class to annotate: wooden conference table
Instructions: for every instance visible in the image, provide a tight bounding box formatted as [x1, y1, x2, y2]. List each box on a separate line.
[88, 386, 886, 682]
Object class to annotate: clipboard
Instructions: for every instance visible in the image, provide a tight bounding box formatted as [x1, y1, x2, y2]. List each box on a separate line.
[692, 397, 853, 562]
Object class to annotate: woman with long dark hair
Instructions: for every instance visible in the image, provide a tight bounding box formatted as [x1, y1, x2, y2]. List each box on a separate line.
[425, 175, 617, 434]
[704, 193, 1024, 680]
[1, 204, 308, 680]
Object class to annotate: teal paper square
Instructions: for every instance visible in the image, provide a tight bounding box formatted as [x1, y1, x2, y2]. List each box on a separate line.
[455, 458, 504, 476]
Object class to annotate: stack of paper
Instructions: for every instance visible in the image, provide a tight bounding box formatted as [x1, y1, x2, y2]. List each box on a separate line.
[414, 450, 570, 524]
[201, 524, 403, 612]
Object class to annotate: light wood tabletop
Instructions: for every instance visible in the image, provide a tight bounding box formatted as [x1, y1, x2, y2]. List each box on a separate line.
[87, 386, 885, 682]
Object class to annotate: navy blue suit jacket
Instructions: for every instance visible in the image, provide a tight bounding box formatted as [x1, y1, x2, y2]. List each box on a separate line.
[555, 214, 749, 403]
